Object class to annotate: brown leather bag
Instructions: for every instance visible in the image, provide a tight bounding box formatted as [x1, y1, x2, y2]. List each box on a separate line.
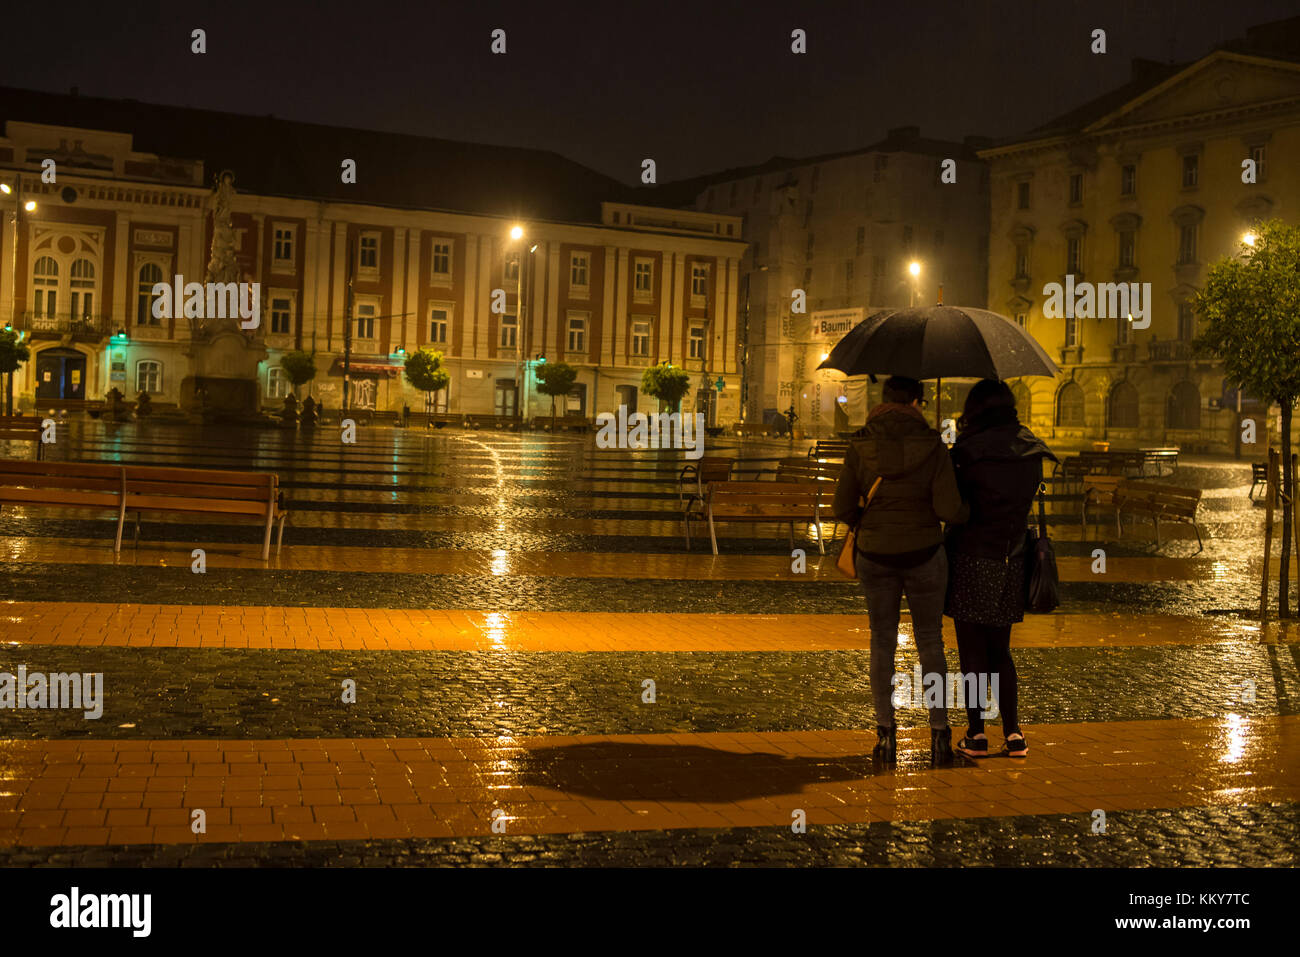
[836, 476, 883, 578]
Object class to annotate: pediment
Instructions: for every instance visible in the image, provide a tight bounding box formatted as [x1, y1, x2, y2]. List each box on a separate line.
[1086, 53, 1300, 132]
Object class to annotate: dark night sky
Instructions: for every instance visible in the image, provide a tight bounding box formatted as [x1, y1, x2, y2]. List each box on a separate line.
[4, 0, 1298, 184]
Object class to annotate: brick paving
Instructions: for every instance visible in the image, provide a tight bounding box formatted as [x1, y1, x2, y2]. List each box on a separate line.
[0, 421, 1296, 866]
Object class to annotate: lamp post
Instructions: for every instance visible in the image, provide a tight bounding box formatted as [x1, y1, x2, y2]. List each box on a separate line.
[908, 260, 921, 307]
[2, 177, 36, 414]
[508, 225, 538, 424]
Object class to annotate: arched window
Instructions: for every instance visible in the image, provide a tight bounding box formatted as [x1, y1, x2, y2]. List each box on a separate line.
[1010, 382, 1031, 421]
[33, 256, 58, 318]
[1055, 381, 1085, 428]
[70, 259, 95, 320]
[1108, 381, 1140, 429]
[1167, 381, 1200, 430]
[138, 263, 164, 326]
[136, 360, 162, 394]
[267, 366, 291, 399]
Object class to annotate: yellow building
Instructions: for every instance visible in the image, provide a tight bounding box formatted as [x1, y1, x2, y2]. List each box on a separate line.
[981, 37, 1300, 452]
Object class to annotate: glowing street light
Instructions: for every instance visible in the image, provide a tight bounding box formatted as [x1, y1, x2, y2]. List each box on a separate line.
[908, 261, 921, 277]
[907, 261, 922, 306]
[22, 200, 35, 212]
[1243, 232, 1256, 247]
[509, 225, 524, 241]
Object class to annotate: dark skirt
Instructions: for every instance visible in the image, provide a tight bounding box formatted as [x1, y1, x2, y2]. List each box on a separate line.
[944, 551, 1025, 625]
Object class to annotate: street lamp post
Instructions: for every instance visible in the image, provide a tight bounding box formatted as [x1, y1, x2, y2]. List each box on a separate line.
[908, 260, 921, 307]
[2, 177, 37, 415]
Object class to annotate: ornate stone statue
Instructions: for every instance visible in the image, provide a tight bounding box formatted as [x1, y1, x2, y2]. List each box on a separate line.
[199, 170, 243, 339]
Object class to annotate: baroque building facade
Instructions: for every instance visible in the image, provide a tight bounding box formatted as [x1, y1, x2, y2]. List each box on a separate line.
[0, 90, 744, 424]
[687, 126, 989, 435]
[981, 42, 1300, 452]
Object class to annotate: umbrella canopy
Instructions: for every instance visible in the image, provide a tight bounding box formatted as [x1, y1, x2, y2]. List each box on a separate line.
[816, 306, 1059, 381]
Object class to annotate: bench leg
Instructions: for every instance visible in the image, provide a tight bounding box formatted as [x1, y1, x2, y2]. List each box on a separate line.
[277, 514, 287, 555]
[262, 510, 274, 562]
[814, 510, 825, 555]
[683, 510, 692, 551]
[114, 502, 126, 554]
[132, 512, 141, 548]
[1192, 521, 1203, 554]
[707, 508, 719, 556]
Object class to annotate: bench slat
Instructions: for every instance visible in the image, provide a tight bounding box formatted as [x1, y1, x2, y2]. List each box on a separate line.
[123, 494, 270, 516]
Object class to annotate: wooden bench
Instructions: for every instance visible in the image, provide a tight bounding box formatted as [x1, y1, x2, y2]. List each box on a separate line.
[678, 456, 735, 506]
[1114, 479, 1203, 551]
[538, 414, 593, 432]
[1250, 462, 1278, 502]
[686, 480, 827, 555]
[776, 457, 840, 482]
[122, 465, 288, 560]
[1077, 450, 1146, 476]
[0, 416, 45, 460]
[807, 439, 850, 461]
[0, 459, 129, 548]
[1080, 475, 1124, 538]
[1139, 448, 1179, 477]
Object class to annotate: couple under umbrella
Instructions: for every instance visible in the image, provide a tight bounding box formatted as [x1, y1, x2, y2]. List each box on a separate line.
[820, 306, 1059, 765]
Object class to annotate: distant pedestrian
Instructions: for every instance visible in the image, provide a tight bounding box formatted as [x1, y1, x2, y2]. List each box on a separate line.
[833, 375, 967, 766]
[944, 379, 1057, 759]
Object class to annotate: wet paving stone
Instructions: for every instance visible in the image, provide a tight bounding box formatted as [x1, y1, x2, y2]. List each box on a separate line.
[0, 802, 1294, 867]
[0, 644, 1292, 740]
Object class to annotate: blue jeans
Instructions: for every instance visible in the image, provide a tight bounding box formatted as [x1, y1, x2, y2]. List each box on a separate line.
[856, 548, 950, 730]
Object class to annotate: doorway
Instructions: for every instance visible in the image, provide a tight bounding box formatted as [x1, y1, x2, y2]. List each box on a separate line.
[615, 384, 637, 415]
[35, 348, 87, 401]
[494, 379, 518, 417]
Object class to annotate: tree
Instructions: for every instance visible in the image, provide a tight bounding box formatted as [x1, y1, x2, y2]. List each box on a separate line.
[279, 351, 317, 397]
[641, 361, 691, 412]
[1196, 219, 1300, 618]
[533, 361, 578, 429]
[403, 348, 450, 416]
[0, 328, 31, 417]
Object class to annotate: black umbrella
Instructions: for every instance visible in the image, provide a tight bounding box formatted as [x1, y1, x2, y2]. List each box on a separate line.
[816, 305, 1059, 426]
[817, 305, 1059, 381]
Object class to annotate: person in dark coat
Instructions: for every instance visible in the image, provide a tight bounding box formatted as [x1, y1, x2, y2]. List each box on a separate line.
[833, 376, 967, 766]
[944, 379, 1057, 760]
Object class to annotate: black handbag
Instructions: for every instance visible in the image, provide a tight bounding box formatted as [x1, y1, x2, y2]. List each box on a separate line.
[1024, 484, 1060, 614]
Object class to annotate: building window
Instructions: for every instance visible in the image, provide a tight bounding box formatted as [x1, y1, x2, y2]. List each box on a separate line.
[631, 319, 651, 357]
[1064, 313, 1079, 348]
[1181, 154, 1199, 189]
[872, 256, 885, 277]
[272, 225, 295, 267]
[1250, 143, 1267, 181]
[1120, 164, 1136, 197]
[902, 225, 913, 250]
[1115, 314, 1131, 346]
[70, 259, 95, 319]
[856, 226, 865, 257]
[1016, 181, 1031, 210]
[1055, 381, 1085, 427]
[634, 259, 654, 298]
[803, 200, 813, 228]
[1015, 312, 1027, 329]
[431, 241, 452, 279]
[33, 256, 58, 317]
[1178, 224, 1197, 265]
[1014, 241, 1030, 279]
[844, 260, 854, 289]
[504, 253, 519, 281]
[873, 155, 888, 183]
[355, 302, 377, 340]
[270, 296, 293, 335]
[268, 366, 291, 399]
[429, 306, 449, 344]
[933, 229, 944, 249]
[1118, 230, 1136, 268]
[1177, 302, 1195, 341]
[688, 324, 706, 360]
[805, 234, 815, 262]
[570, 252, 590, 291]
[803, 266, 813, 288]
[691, 264, 709, 298]
[567, 314, 586, 353]
[1067, 236, 1082, 274]
[1108, 381, 1139, 428]
[499, 314, 517, 350]
[136, 360, 162, 394]
[1068, 172, 1084, 205]
[358, 233, 380, 272]
[1167, 381, 1200, 430]
[137, 263, 163, 326]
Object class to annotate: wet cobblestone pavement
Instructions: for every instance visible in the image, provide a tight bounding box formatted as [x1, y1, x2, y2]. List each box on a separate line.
[2, 421, 1298, 867]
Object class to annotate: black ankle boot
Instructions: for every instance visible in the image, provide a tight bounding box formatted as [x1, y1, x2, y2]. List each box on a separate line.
[873, 725, 897, 764]
[930, 726, 954, 766]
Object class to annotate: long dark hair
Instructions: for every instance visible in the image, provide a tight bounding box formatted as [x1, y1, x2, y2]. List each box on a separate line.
[957, 378, 1018, 434]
